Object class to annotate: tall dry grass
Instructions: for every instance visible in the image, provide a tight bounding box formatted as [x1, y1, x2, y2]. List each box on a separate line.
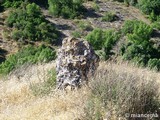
[0, 62, 89, 120]
[82, 62, 160, 120]
[0, 61, 160, 120]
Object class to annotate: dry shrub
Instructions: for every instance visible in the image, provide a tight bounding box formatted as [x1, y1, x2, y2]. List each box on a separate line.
[30, 68, 57, 97]
[83, 65, 160, 120]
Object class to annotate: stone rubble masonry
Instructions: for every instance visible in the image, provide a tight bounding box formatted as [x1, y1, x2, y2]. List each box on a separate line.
[56, 37, 99, 89]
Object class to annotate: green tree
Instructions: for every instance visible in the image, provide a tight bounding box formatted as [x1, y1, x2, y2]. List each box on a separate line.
[48, 0, 85, 19]
[2, 0, 48, 9]
[86, 28, 120, 60]
[0, 45, 56, 75]
[2, 0, 23, 8]
[138, 0, 160, 15]
[121, 20, 160, 70]
[6, 3, 58, 43]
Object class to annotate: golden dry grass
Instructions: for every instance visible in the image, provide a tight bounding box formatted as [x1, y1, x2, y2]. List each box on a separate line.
[0, 61, 160, 120]
[101, 61, 160, 83]
[0, 62, 89, 120]
[85, 61, 160, 120]
[0, 89, 88, 120]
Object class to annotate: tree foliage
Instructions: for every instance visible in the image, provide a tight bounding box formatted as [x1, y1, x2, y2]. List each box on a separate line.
[6, 3, 58, 43]
[0, 45, 56, 75]
[2, 0, 23, 8]
[101, 12, 117, 22]
[121, 20, 160, 70]
[138, 0, 160, 15]
[2, 0, 48, 8]
[86, 28, 120, 60]
[48, 0, 85, 19]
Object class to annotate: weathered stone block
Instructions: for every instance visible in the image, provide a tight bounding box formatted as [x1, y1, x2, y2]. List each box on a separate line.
[56, 37, 99, 89]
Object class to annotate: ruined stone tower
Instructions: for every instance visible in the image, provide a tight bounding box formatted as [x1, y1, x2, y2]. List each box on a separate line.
[56, 37, 99, 89]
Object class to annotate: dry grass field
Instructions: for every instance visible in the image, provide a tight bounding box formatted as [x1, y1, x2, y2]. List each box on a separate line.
[0, 0, 160, 120]
[0, 61, 160, 120]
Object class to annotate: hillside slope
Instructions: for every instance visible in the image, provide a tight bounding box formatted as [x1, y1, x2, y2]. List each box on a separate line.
[43, 1, 150, 37]
[0, 0, 160, 120]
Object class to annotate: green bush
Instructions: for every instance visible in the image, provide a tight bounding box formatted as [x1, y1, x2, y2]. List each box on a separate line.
[92, 2, 100, 12]
[5, 3, 58, 43]
[151, 21, 160, 30]
[71, 20, 93, 38]
[121, 20, 137, 34]
[103, 30, 120, 59]
[86, 28, 104, 50]
[121, 20, 153, 36]
[149, 11, 157, 22]
[86, 28, 120, 60]
[122, 20, 153, 46]
[48, 0, 85, 19]
[101, 12, 117, 22]
[72, 31, 82, 38]
[148, 59, 160, 71]
[2, 0, 23, 8]
[121, 20, 160, 70]
[77, 20, 93, 31]
[138, 0, 160, 15]
[0, 45, 56, 75]
[2, 0, 48, 8]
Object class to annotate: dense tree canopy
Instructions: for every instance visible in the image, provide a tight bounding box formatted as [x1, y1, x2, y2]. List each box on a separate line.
[48, 0, 85, 19]
[1, 0, 48, 8]
[6, 3, 58, 43]
[138, 0, 160, 15]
